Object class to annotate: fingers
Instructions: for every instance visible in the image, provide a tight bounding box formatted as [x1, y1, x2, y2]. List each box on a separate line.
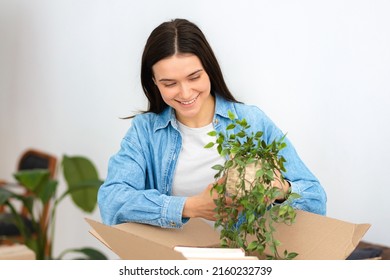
[216, 176, 226, 184]
[199, 177, 236, 221]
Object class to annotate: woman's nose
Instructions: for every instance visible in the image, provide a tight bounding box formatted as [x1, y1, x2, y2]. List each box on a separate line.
[178, 82, 192, 99]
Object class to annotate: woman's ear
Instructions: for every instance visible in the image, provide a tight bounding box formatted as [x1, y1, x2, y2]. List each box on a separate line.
[152, 76, 157, 86]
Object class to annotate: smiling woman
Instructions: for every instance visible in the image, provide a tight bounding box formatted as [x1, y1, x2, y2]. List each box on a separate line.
[97, 18, 326, 229]
[152, 54, 213, 127]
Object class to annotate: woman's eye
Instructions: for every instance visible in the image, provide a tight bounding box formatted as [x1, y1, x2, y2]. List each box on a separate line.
[190, 76, 200, 81]
[164, 83, 176, 87]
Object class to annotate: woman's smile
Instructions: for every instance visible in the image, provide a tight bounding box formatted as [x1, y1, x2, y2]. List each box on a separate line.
[153, 54, 214, 127]
[176, 93, 200, 105]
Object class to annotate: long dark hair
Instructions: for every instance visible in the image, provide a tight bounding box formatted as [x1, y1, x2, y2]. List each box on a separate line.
[139, 18, 239, 115]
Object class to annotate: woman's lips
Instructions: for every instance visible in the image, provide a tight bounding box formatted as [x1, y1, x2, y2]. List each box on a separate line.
[176, 94, 200, 105]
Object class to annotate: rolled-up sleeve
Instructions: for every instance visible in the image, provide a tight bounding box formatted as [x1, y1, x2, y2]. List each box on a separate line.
[98, 117, 189, 228]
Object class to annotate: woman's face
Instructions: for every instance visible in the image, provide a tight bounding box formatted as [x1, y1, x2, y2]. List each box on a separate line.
[152, 53, 214, 127]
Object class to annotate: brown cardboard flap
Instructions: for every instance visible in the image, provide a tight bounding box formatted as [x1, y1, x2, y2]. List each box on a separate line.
[86, 218, 186, 259]
[260, 210, 371, 260]
[85, 217, 220, 260]
[0, 244, 36, 260]
[88, 227, 112, 250]
[86, 210, 370, 260]
[113, 218, 220, 248]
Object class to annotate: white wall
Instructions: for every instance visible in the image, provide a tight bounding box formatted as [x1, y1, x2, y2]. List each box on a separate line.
[1, 0, 389, 259]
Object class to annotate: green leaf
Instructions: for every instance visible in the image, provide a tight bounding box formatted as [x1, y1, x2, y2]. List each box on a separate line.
[237, 131, 246, 138]
[227, 110, 236, 120]
[288, 192, 301, 200]
[278, 205, 288, 216]
[240, 118, 248, 127]
[255, 169, 264, 179]
[204, 142, 215, 149]
[57, 247, 108, 260]
[216, 134, 225, 144]
[211, 164, 224, 171]
[225, 160, 233, 169]
[248, 213, 255, 225]
[39, 179, 58, 204]
[207, 131, 217, 137]
[266, 170, 274, 180]
[226, 123, 236, 130]
[220, 239, 228, 248]
[202, 112, 297, 259]
[0, 188, 17, 205]
[62, 155, 102, 213]
[273, 239, 281, 247]
[13, 169, 58, 203]
[255, 131, 263, 138]
[221, 149, 229, 157]
[286, 252, 299, 260]
[14, 169, 50, 193]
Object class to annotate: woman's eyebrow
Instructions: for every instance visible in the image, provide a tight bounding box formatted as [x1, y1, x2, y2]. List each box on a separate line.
[158, 69, 203, 82]
[187, 69, 203, 77]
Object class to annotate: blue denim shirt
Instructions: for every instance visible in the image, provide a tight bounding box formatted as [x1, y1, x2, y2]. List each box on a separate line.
[98, 94, 327, 228]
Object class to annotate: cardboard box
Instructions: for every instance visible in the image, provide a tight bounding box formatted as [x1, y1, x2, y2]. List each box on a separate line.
[85, 210, 370, 260]
[0, 244, 36, 260]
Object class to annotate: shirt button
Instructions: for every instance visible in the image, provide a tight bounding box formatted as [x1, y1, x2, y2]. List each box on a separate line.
[214, 118, 219, 125]
[170, 222, 177, 227]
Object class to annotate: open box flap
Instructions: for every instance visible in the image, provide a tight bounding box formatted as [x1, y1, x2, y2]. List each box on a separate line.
[259, 210, 371, 259]
[86, 218, 185, 259]
[85, 217, 221, 260]
[86, 210, 370, 260]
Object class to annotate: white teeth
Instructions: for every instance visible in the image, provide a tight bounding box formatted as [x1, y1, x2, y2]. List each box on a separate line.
[181, 98, 196, 105]
[180, 96, 198, 105]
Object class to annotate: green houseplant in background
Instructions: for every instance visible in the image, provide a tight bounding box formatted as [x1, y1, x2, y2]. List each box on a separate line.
[0, 155, 107, 260]
[205, 111, 300, 260]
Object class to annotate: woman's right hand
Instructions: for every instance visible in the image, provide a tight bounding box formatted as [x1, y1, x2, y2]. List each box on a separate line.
[182, 178, 231, 221]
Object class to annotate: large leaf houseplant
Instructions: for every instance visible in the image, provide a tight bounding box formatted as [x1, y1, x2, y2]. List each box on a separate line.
[0, 155, 107, 260]
[205, 111, 300, 259]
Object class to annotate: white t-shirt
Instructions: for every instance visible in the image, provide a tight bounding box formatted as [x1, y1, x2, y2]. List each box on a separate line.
[172, 121, 225, 229]
[172, 121, 224, 197]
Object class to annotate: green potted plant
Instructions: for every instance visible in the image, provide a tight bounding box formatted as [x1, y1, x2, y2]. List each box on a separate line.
[0, 155, 107, 260]
[205, 111, 300, 259]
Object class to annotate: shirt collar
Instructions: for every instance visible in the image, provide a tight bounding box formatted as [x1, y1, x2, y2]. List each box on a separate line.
[153, 105, 177, 132]
[214, 93, 236, 120]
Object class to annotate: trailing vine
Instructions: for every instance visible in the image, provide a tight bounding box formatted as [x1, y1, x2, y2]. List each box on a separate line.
[204, 110, 300, 259]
